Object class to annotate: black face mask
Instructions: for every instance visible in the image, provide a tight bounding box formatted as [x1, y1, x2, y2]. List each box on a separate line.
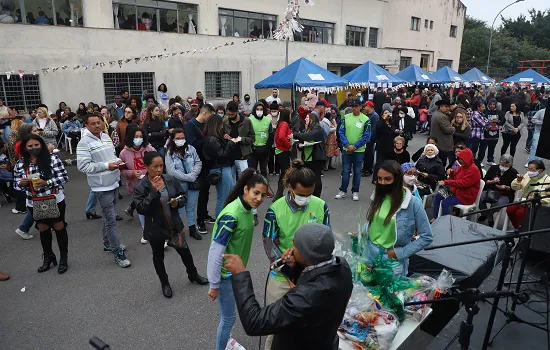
[28, 147, 42, 156]
[376, 183, 393, 196]
[245, 97, 250, 101]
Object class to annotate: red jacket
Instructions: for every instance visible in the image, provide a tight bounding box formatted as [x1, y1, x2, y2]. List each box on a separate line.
[444, 148, 481, 205]
[275, 121, 292, 152]
[410, 94, 421, 107]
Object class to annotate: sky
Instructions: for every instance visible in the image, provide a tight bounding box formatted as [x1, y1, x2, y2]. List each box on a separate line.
[461, 0, 549, 26]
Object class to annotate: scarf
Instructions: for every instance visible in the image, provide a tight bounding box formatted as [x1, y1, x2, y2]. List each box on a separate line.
[523, 172, 547, 198]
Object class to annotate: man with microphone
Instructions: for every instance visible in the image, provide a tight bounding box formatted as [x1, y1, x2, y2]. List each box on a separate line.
[224, 223, 352, 350]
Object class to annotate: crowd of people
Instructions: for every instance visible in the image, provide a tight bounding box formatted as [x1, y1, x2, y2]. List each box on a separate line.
[0, 81, 548, 350]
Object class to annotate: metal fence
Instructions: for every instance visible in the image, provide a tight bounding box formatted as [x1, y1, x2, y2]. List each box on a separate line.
[205, 72, 241, 100]
[103, 72, 155, 104]
[0, 75, 41, 112]
[458, 66, 515, 81]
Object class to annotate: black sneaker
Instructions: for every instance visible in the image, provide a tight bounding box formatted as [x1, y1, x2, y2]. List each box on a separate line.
[205, 215, 216, 224]
[197, 222, 207, 234]
[116, 215, 123, 221]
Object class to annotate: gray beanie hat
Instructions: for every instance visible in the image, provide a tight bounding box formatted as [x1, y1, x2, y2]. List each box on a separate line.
[294, 223, 334, 265]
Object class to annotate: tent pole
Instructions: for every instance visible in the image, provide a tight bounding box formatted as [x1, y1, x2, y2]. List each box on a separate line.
[285, 38, 289, 67]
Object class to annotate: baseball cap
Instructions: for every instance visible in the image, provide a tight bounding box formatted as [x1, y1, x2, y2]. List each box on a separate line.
[364, 101, 374, 108]
[190, 99, 199, 106]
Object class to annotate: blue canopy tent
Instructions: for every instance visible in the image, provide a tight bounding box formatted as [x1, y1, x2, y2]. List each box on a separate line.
[342, 61, 404, 86]
[461, 68, 495, 83]
[254, 57, 349, 89]
[501, 69, 550, 84]
[395, 64, 440, 84]
[433, 66, 464, 83]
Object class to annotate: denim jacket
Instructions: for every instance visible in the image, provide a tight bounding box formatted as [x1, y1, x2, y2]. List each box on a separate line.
[362, 188, 433, 275]
[165, 145, 202, 184]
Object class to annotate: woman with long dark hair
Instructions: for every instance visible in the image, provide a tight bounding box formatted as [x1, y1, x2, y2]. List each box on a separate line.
[207, 168, 269, 350]
[143, 104, 167, 157]
[134, 151, 208, 298]
[76, 102, 87, 119]
[501, 102, 525, 157]
[13, 135, 69, 273]
[273, 109, 292, 200]
[157, 83, 169, 107]
[115, 105, 139, 150]
[165, 128, 203, 241]
[361, 160, 432, 276]
[203, 115, 238, 217]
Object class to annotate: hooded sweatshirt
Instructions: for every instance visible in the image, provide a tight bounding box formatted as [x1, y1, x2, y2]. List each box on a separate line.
[443, 148, 481, 205]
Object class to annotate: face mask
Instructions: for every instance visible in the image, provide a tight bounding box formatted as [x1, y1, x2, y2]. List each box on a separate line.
[399, 112, 406, 118]
[245, 97, 250, 102]
[255, 110, 264, 118]
[293, 193, 311, 207]
[271, 111, 279, 117]
[217, 113, 224, 118]
[527, 171, 539, 178]
[174, 139, 186, 148]
[28, 147, 41, 156]
[404, 175, 417, 186]
[376, 183, 393, 195]
[499, 166, 509, 172]
[133, 138, 143, 147]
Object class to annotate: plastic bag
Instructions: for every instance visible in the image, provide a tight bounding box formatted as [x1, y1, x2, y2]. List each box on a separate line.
[433, 269, 455, 298]
[374, 316, 399, 350]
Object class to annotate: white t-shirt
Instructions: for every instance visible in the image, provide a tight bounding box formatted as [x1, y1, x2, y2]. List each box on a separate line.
[38, 118, 47, 129]
[265, 96, 281, 105]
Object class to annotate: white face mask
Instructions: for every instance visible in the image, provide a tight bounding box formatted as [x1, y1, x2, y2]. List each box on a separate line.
[271, 111, 279, 117]
[293, 193, 312, 207]
[527, 171, 540, 178]
[399, 112, 406, 118]
[404, 175, 417, 186]
[255, 110, 264, 117]
[174, 139, 186, 148]
[426, 154, 436, 159]
[133, 138, 143, 147]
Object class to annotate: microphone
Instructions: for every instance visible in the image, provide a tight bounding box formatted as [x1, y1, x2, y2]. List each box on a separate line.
[270, 257, 291, 271]
[528, 182, 550, 186]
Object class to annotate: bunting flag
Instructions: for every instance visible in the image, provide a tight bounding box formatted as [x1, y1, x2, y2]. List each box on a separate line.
[3, 38, 260, 77]
[273, 0, 314, 41]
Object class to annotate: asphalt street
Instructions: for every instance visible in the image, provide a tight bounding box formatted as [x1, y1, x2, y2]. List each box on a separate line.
[0, 128, 537, 350]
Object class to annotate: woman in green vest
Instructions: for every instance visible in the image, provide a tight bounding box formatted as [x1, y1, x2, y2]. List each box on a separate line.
[206, 168, 269, 350]
[293, 112, 327, 196]
[262, 159, 330, 349]
[247, 102, 273, 177]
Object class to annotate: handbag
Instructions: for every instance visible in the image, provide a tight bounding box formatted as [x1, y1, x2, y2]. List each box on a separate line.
[180, 157, 201, 191]
[207, 170, 222, 186]
[160, 199, 189, 249]
[437, 185, 455, 199]
[28, 170, 60, 221]
[485, 190, 500, 203]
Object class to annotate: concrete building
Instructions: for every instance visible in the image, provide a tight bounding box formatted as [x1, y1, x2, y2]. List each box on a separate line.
[0, 0, 465, 111]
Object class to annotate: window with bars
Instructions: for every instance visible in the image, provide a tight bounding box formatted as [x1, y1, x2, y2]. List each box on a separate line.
[368, 28, 379, 48]
[437, 59, 453, 70]
[205, 72, 241, 99]
[346, 25, 366, 47]
[0, 75, 41, 112]
[103, 72, 155, 104]
[400, 57, 412, 71]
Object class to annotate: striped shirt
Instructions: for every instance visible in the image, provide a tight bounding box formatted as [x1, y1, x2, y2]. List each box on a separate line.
[76, 129, 120, 192]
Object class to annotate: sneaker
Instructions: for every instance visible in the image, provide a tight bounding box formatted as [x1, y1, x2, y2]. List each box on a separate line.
[525, 148, 530, 153]
[487, 162, 496, 166]
[480, 163, 485, 167]
[352, 192, 359, 201]
[269, 173, 274, 176]
[197, 222, 207, 234]
[15, 228, 33, 240]
[205, 215, 216, 224]
[335, 191, 347, 200]
[103, 243, 127, 252]
[226, 337, 246, 350]
[12, 208, 27, 214]
[124, 205, 134, 217]
[140, 237, 148, 244]
[164, 241, 168, 249]
[115, 251, 131, 268]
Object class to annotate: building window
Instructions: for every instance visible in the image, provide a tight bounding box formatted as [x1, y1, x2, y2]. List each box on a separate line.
[7, 0, 84, 26]
[410, 17, 420, 31]
[218, 9, 276, 38]
[424, 19, 428, 28]
[400, 57, 412, 71]
[294, 19, 334, 44]
[420, 54, 430, 70]
[205, 72, 241, 100]
[113, 1, 198, 33]
[368, 27, 379, 48]
[450, 25, 457, 38]
[346, 25, 366, 47]
[0, 74, 41, 112]
[430, 20, 433, 29]
[437, 59, 453, 70]
[103, 72, 155, 105]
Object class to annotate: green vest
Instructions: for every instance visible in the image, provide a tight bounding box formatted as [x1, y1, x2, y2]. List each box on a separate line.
[250, 116, 271, 146]
[211, 198, 254, 279]
[269, 196, 327, 281]
[343, 113, 369, 152]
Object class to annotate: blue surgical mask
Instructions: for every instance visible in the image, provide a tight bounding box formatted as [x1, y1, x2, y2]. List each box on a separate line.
[217, 113, 224, 118]
[528, 171, 540, 178]
[499, 166, 509, 172]
[133, 138, 143, 147]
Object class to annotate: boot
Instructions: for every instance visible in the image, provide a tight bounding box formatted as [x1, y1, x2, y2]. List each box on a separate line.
[189, 225, 202, 240]
[189, 273, 209, 285]
[58, 253, 68, 274]
[38, 253, 57, 273]
[160, 275, 172, 298]
[124, 204, 134, 217]
[55, 227, 69, 274]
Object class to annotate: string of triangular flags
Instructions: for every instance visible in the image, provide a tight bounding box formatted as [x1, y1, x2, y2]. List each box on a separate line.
[3, 38, 262, 79]
[274, 0, 314, 41]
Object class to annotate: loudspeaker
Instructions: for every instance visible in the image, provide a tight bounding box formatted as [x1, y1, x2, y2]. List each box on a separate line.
[535, 107, 550, 160]
[521, 207, 550, 254]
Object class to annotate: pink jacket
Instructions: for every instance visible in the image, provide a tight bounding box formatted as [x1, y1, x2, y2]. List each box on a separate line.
[119, 144, 156, 195]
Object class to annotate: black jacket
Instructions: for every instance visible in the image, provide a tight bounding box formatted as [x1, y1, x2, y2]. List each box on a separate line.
[391, 115, 415, 139]
[415, 156, 446, 190]
[133, 174, 187, 242]
[168, 115, 186, 131]
[143, 119, 168, 150]
[375, 119, 395, 157]
[453, 125, 471, 145]
[232, 257, 353, 350]
[293, 123, 327, 162]
[202, 135, 236, 169]
[483, 165, 519, 201]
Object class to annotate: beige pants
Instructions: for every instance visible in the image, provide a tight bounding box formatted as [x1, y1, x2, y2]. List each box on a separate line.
[264, 277, 293, 350]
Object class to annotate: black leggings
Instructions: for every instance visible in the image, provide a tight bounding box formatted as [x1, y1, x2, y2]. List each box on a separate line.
[501, 133, 521, 157]
[304, 160, 324, 197]
[248, 150, 269, 177]
[150, 238, 198, 284]
[39, 227, 68, 257]
[197, 167, 211, 224]
[274, 151, 291, 201]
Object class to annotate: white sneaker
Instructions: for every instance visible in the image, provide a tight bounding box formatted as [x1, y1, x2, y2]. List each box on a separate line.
[335, 191, 347, 200]
[352, 192, 359, 201]
[226, 337, 246, 350]
[140, 237, 148, 244]
[15, 228, 33, 240]
[12, 208, 26, 214]
[164, 241, 168, 249]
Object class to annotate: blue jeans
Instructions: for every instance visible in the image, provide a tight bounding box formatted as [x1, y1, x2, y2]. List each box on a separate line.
[216, 278, 236, 350]
[433, 194, 463, 219]
[234, 159, 249, 179]
[86, 191, 97, 214]
[1, 125, 11, 143]
[178, 184, 199, 227]
[340, 151, 364, 193]
[95, 189, 122, 254]
[19, 211, 34, 233]
[210, 166, 236, 217]
[526, 129, 534, 150]
[528, 129, 543, 162]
